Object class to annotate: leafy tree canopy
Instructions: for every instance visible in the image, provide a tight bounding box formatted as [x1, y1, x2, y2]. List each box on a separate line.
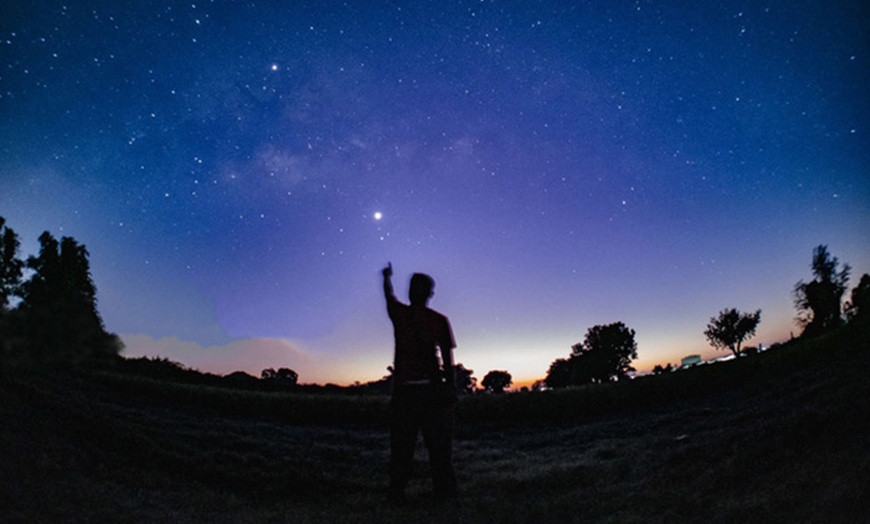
[576, 322, 638, 383]
[481, 370, 512, 393]
[545, 322, 638, 387]
[0, 218, 122, 363]
[703, 308, 761, 356]
[262, 367, 299, 387]
[0, 217, 23, 313]
[845, 274, 870, 328]
[453, 363, 477, 394]
[794, 245, 850, 337]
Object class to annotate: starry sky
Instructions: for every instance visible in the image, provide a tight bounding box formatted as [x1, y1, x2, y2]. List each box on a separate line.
[2, 1, 868, 386]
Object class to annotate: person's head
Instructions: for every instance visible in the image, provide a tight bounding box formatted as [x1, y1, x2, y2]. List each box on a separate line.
[409, 273, 435, 306]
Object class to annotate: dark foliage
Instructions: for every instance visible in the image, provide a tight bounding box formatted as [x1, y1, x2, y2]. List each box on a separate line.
[18, 232, 122, 362]
[0, 218, 25, 358]
[578, 322, 638, 382]
[845, 273, 870, 327]
[481, 370, 512, 393]
[222, 371, 261, 389]
[545, 322, 638, 387]
[794, 245, 850, 337]
[454, 363, 477, 394]
[0, 218, 122, 364]
[0, 217, 23, 313]
[652, 363, 673, 374]
[704, 308, 762, 356]
[118, 356, 222, 384]
[544, 357, 575, 388]
[261, 367, 299, 389]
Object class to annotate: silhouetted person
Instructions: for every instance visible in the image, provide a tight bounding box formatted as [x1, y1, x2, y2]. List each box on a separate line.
[382, 263, 458, 503]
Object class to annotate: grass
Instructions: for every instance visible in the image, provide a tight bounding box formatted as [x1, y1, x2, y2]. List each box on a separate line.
[1, 325, 868, 523]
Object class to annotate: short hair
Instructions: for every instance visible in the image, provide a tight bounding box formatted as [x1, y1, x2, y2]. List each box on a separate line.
[409, 273, 434, 304]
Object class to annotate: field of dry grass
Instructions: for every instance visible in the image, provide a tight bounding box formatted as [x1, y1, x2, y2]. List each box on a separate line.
[1, 326, 867, 523]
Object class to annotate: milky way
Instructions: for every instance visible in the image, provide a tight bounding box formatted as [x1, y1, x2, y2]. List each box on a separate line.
[2, 1, 868, 385]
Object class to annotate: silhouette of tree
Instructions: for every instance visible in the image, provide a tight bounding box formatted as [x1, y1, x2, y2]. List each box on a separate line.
[544, 358, 576, 388]
[262, 367, 298, 388]
[0, 217, 25, 357]
[17, 231, 121, 361]
[122, 356, 200, 382]
[568, 344, 606, 384]
[544, 322, 638, 387]
[704, 308, 762, 357]
[844, 274, 870, 328]
[481, 370, 512, 393]
[453, 363, 477, 394]
[223, 371, 260, 389]
[573, 322, 638, 383]
[0, 217, 23, 313]
[794, 245, 850, 337]
[652, 363, 673, 375]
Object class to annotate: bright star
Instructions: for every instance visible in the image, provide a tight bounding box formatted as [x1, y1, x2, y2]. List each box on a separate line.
[373, 211, 383, 220]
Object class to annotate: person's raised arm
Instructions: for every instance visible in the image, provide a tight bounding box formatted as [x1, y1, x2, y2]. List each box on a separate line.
[382, 262, 394, 302]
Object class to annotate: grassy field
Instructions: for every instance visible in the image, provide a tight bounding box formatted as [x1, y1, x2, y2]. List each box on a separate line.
[1, 326, 868, 523]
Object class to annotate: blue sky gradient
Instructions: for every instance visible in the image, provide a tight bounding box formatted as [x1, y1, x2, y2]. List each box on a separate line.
[2, 1, 868, 385]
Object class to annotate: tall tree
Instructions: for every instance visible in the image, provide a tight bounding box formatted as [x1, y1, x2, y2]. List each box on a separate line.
[481, 370, 512, 394]
[544, 357, 576, 389]
[574, 322, 638, 383]
[704, 308, 762, 357]
[844, 274, 870, 328]
[794, 245, 850, 337]
[0, 217, 24, 313]
[19, 232, 120, 361]
[453, 363, 477, 394]
[0, 217, 24, 358]
[546, 322, 638, 387]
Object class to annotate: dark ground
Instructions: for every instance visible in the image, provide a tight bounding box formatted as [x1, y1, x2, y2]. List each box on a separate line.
[1, 326, 868, 523]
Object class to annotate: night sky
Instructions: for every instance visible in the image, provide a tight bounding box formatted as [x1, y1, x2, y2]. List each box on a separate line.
[2, 1, 868, 386]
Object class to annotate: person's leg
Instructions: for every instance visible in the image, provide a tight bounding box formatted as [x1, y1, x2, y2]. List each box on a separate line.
[389, 388, 418, 500]
[422, 396, 457, 498]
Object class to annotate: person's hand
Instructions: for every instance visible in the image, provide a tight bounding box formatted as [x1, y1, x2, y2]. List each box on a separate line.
[382, 262, 392, 278]
[441, 383, 458, 407]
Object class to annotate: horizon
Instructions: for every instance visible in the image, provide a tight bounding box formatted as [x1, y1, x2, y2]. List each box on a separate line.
[3, 1, 868, 387]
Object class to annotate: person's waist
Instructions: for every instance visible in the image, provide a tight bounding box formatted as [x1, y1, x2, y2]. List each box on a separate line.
[402, 379, 433, 385]
[397, 379, 435, 386]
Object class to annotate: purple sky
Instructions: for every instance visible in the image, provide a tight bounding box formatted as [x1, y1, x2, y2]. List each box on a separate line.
[2, 1, 868, 385]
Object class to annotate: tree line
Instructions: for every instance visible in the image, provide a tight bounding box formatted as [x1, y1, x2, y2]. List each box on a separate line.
[539, 244, 868, 388]
[0, 217, 122, 364]
[2, 214, 867, 391]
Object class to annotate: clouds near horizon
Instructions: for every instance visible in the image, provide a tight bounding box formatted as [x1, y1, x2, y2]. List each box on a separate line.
[121, 333, 316, 380]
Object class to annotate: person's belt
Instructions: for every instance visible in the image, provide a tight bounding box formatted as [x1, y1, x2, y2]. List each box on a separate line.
[399, 379, 432, 386]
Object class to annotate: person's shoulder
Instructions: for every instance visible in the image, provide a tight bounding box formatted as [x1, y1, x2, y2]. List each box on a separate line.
[389, 297, 409, 309]
[425, 307, 450, 322]
[387, 296, 409, 316]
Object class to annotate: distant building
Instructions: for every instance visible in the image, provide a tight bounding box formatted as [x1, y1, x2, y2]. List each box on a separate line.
[681, 355, 702, 368]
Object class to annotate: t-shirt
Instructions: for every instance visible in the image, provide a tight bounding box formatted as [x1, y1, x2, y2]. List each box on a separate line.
[387, 295, 455, 384]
